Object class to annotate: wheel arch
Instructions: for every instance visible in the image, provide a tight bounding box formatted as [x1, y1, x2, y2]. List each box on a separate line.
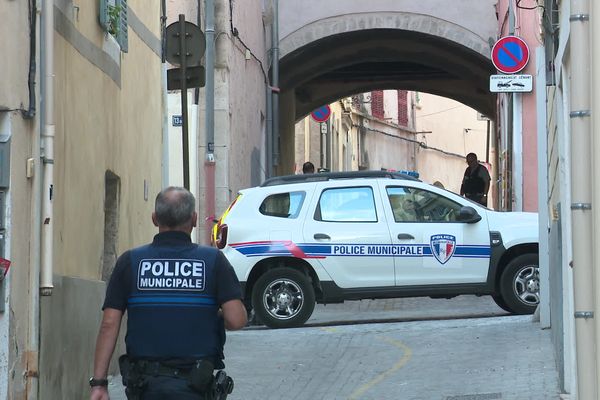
[244, 257, 322, 307]
[494, 243, 539, 292]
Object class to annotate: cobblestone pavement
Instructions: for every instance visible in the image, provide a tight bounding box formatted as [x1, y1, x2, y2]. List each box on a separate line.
[108, 296, 561, 400]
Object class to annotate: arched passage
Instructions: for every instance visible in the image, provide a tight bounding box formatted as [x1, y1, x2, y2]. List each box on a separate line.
[276, 10, 497, 173]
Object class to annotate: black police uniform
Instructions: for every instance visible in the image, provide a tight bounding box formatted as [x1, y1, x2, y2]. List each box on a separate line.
[461, 164, 490, 206]
[103, 231, 242, 399]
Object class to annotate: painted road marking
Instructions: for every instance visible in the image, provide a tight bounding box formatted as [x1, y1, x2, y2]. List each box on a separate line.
[348, 337, 412, 399]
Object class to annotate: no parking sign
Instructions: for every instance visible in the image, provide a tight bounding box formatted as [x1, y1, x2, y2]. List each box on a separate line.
[491, 36, 530, 74]
[311, 105, 331, 123]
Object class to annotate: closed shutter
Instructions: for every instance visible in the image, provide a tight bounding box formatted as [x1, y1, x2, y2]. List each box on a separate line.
[116, 0, 129, 53]
[98, 0, 109, 32]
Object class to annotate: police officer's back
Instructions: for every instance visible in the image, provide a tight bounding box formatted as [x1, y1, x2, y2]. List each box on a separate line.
[90, 187, 247, 400]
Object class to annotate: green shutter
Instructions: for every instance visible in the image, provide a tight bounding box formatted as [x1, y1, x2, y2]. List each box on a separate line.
[99, 0, 109, 32]
[116, 0, 129, 53]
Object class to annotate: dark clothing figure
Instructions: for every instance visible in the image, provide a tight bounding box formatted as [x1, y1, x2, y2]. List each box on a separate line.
[91, 187, 247, 400]
[302, 161, 315, 174]
[460, 153, 491, 206]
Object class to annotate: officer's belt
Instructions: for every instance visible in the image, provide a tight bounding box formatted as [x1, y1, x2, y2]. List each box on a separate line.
[134, 360, 193, 379]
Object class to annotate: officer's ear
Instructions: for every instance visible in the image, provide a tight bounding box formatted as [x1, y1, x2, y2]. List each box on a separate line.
[191, 211, 198, 228]
[152, 212, 159, 227]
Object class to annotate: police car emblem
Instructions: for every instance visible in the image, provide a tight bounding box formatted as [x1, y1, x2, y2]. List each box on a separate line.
[430, 234, 456, 265]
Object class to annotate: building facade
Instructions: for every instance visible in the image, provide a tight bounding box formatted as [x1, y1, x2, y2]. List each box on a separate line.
[0, 0, 164, 398]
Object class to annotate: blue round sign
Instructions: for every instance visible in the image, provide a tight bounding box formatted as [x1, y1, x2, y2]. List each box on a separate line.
[491, 36, 530, 74]
[311, 105, 331, 122]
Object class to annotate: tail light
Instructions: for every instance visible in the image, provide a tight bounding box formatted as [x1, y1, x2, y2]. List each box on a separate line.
[211, 194, 242, 248]
[215, 224, 228, 249]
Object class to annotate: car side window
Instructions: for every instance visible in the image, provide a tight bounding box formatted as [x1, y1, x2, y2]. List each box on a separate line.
[316, 186, 377, 222]
[387, 187, 462, 222]
[259, 191, 305, 218]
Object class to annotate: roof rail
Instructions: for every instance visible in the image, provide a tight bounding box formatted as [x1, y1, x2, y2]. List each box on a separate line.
[261, 170, 420, 187]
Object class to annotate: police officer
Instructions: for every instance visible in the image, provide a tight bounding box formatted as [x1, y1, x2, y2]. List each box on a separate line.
[90, 187, 247, 400]
[460, 152, 491, 206]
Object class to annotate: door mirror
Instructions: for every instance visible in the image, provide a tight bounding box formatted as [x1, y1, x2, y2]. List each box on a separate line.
[457, 206, 481, 223]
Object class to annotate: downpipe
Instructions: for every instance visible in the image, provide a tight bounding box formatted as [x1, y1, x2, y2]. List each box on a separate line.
[40, 0, 54, 296]
[569, 0, 596, 398]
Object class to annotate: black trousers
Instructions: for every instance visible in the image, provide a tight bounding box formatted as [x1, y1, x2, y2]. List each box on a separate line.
[128, 375, 208, 400]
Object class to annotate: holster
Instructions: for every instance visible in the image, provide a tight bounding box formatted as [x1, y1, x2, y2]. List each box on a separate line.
[119, 355, 147, 400]
[188, 359, 215, 394]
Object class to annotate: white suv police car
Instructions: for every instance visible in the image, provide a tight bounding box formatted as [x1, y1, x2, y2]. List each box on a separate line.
[213, 171, 539, 329]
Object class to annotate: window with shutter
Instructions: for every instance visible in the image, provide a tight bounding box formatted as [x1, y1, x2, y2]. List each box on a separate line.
[99, 0, 128, 53]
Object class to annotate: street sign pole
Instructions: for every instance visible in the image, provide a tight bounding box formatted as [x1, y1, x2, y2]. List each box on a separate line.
[178, 14, 190, 190]
[166, 16, 205, 190]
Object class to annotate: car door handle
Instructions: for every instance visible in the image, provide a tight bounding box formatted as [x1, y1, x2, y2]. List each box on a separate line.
[397, 233, 415, 240]
[314, 233, 331, 240]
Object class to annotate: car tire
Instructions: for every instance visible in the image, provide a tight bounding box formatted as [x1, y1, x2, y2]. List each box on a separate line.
[252, 267, 316, 329]
[499, 253, 539, 314]
[491, 294, 512, 313]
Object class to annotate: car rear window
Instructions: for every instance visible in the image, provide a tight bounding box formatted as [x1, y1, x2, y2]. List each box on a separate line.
[259, 191, 305, 218]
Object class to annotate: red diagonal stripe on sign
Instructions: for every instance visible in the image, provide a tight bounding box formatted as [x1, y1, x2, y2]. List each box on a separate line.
[499, 44, 521, 64]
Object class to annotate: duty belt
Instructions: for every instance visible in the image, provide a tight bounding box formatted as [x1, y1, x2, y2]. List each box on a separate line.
[135, 360, 193, 379]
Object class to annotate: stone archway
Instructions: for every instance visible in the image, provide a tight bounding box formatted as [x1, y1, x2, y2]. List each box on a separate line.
[276, 10, 497, 174]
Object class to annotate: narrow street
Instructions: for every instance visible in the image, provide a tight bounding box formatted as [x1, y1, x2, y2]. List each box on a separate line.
[109, 297, 560, 400]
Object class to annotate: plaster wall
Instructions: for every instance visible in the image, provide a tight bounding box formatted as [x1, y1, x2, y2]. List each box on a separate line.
[194, 0, 267, 243]
[0, 1, 30, 109]
[361, 118, 415, 172]
[35, 1, 163, 398]
[544, 0, 576, 394]
[279, 0, 498, 59]
[0, 1, 40, 398]
[496, 0, 541, 211]
[415, 93, 491, 199]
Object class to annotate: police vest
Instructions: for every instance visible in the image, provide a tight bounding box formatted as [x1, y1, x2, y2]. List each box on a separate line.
[463, 164, 486, 194]
[126, 241, 222, 361]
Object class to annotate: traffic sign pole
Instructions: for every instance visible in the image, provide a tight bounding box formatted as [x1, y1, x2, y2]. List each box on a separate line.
[178, 14, 190, 190]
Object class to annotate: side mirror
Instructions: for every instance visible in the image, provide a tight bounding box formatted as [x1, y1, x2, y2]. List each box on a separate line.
[457, 206, 482, 223]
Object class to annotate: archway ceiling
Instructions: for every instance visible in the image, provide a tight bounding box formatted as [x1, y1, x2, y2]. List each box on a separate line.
[279, 29, 497, 121]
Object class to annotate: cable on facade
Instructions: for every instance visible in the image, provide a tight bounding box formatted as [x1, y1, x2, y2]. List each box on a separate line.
[516, 0, 544, 11]
[228, 0, 269, 84]
[23, 0, 37, 119]
[355, 124, 466, 160]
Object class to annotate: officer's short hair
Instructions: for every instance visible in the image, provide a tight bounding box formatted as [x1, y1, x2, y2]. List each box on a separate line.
[155, 187, 196, 227]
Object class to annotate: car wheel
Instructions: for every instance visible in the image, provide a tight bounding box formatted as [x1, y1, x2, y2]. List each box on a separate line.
[491, 294, 512, 313]
[499, 253, 539, 314]
[252, 267, 316, 329]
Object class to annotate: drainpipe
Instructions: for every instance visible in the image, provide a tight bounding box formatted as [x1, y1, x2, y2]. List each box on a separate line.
[591, 0, 600, 391]
[204, 0, 216, 244]
[40, 0, 54, 296]
[569, 0, 596, 398]
[266, 85, 273, 178]
[26, 0, 41, 395]
[271, 0, 279, 172]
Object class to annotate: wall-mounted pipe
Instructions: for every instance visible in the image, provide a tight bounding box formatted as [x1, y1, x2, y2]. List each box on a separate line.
[203, 0, 216, 244]
[569, 0, 596, 398]
[25, 1, 41, 396]
[40, 0, 54, 296]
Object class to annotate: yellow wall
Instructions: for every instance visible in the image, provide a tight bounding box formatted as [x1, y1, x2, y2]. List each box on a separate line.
[53, 1, 162, 280]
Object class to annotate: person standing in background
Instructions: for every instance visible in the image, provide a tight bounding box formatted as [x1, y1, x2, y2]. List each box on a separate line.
[460, 152, 491, 206]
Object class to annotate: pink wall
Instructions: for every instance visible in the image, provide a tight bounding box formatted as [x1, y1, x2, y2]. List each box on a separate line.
[496, 0, 540, 211]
